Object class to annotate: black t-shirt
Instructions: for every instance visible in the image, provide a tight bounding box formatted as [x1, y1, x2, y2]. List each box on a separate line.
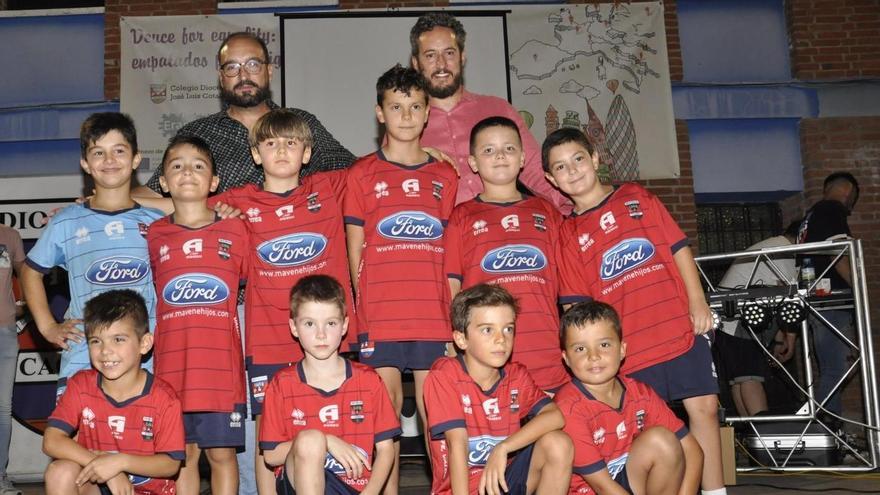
[799, 199, 851, 289]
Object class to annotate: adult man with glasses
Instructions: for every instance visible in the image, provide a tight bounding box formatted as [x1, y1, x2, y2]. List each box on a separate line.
[136, 31, 355, 197]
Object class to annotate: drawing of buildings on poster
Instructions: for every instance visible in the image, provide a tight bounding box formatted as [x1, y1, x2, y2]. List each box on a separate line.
[508, 2, 679, 181]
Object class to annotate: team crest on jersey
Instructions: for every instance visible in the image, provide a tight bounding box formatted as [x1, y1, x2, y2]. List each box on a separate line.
[467, 435, 505, 466]
[402, 178, 420, 197]
[625, 200, 643, 219]
[593, 427, 606, 445]
[251, 375, 268, 403]
[138, 222, 149, 237]
[510, 389, 520, 413]
[432, 180, 444, 200]
[258, 233, 327, 266]
[599, 211, 617, 234]
[377, 211, 443, 241]
[307, 192, 321, 212]
[182, 238, 203, 258]
[291, 408, 306, 426]
[359, 340, 375, 358]
[246, 208, 262, 223]
[578, 233, 595, 252]
[230, 411, 242, 428]
[218, 238, 232, 260]
[75, 227, 91, 244]
[325, 446, 368, 475]
[350, 400, 364, 423]
[533, 213, 547, 231]
[85, 256, 149, 286]
[461, 394, 473, 414]
[374, 181, 389, 198]
[636, 409, 646, 431]
[481, 244, 547, 274]
[162, 274, 229, 306]
[104, 221, 125, 239]
[159, 245, 170, 263]
[142, 416, 154, 440]
[108, 415, 126, 439]
[600, 238, 656, 281]
[82, 407, 96, 429]
[501, 214, 520, 232]
[615, 420, 627, 439]
[472, 219, 488, 236]
[275, 205, 294, 220]
[319, 404, 340, 427]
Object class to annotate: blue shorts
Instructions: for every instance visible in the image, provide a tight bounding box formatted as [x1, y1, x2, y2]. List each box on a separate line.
[503, 443, 535, 495]
[183, 403, 247, 449]
[629, 332, 719, 401]
[358, 339, 447, 372]
[276, 465, 358, 495]
[247, 360, 290, 416]
[615, 465, 634, 495]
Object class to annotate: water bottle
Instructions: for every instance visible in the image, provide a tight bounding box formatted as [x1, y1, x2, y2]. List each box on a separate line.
[801, 257, 816, 292]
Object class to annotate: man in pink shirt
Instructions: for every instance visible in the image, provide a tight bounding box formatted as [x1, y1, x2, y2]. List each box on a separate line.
[410, 12, 572, 213]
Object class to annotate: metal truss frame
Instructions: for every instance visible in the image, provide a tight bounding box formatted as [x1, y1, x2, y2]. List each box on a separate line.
[695, 239, 878, 472]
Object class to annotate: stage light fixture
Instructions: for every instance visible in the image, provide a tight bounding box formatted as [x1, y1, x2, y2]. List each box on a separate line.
[741, 302, 771, 331]
[777, 299, 806, 327]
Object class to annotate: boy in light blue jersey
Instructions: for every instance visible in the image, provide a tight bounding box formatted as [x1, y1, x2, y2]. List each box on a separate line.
[21, 113, 164, 396]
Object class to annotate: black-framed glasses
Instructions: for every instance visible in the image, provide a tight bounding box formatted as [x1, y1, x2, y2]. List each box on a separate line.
[220, 59, 267, 77]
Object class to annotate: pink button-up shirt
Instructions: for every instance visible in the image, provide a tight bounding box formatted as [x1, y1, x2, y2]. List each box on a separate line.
[421, 90, 572, 213]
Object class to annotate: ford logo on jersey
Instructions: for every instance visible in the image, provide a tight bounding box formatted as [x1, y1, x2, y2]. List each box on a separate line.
[600, 238, 655, 280]
[324, 446, 369, 475]
[467, 435, 506, 466]
[85, 256, 149, 286]
[377, 211, 443, 241]
[481, 244, 547, 274]
[162, 274, 229, 306]
[257, 233, 327, 266]
[128, 475, 151, 486]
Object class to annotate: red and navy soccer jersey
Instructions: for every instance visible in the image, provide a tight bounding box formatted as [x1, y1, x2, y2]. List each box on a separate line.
[423, 356, 551, 495]
[259, 359, 401, 492]
[48, 369, 185, 494]
[343, 151, 458, 343]
[445, 196, 566, 391]
[557, 183, 693, 374]
[554, 376, 687, 494]
[212, 171, 356, 366]
[147, 216, 248, 412]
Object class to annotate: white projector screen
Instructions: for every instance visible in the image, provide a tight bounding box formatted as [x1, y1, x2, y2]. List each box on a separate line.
[281, 11, 510, 157]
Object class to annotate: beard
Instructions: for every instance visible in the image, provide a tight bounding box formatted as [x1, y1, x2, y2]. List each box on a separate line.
[220, 79, 272, 108]
[424, 71, 463, 99]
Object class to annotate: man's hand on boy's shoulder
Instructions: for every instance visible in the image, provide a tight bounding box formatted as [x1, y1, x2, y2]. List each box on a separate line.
[40, 319, 84, 349]
[479, 442, 510, 495]
[423, 147, 459, 176]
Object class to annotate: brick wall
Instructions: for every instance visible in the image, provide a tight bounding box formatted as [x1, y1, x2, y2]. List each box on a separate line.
[799, 117, 880, 324]
[788, 0, 880, 80]
[104, 0, 217, 100]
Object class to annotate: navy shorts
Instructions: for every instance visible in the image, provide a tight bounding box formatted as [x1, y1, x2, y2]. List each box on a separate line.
[276, 465, 359, 495]
[615, 465, 634, 495]
[503, 443, 535, 495]
[358, 339, 447, 372]
[183, 403, 247, 449]
[247, 361, 290, 416]
[629, 332, 719, 401]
